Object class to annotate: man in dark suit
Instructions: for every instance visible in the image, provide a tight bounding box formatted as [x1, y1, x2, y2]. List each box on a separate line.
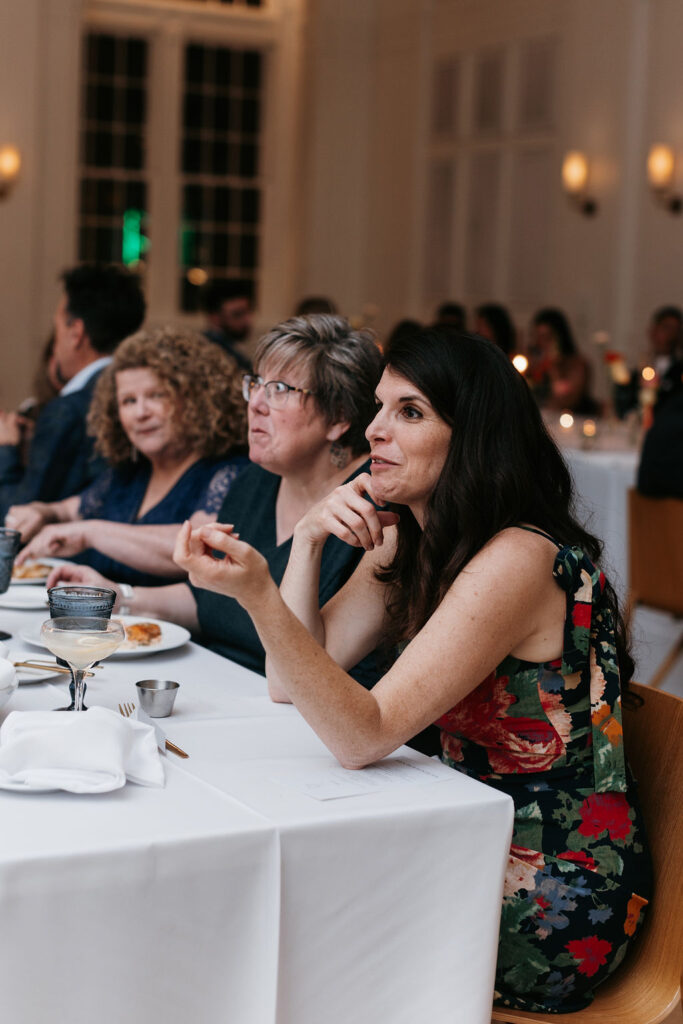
[638, 384, 683, 499]
[0, 264, 145, 530]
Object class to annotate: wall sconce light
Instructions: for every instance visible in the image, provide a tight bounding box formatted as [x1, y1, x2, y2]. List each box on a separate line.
[561, 151, 597, 216]
[647, 144, 681, 213]
[0, 145, 21, 199]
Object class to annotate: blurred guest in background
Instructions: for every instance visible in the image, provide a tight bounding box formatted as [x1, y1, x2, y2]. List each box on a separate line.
[614, 305, 683, 418]
[202, 277, 254, 372]
[433, 301, 467, 332]
[13, 328, 248, 587]
[6, 334, 61, 469]
[383, 318, 422, 356]
[475, 303, 517, 358]
[0, 264, 145, 519]
[649, 304, 683, 386]
[528, 307, 599, 415]
[637, 389, 683, 499]
[294, 296, 338, 316]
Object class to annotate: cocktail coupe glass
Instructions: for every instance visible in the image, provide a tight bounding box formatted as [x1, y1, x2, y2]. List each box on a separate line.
[47, 587, 117, 709]
[40, 617, 125, 712]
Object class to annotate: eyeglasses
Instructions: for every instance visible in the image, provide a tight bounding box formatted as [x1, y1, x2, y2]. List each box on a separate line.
[242, 374, 316, 408]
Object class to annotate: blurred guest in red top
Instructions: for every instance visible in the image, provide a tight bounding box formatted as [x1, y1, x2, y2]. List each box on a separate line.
[527, 308, 599, 415]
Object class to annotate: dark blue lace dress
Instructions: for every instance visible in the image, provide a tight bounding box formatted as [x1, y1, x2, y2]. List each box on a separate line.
[75, 454, 248, 586]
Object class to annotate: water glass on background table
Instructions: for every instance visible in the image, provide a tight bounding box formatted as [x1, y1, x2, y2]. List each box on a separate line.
[0, 528, 21, 595]
[0, 528, 22, 640]
[47, 586, 117, 708]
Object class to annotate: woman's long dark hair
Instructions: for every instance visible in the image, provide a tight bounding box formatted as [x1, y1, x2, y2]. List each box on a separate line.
[377, 328, 633, 685]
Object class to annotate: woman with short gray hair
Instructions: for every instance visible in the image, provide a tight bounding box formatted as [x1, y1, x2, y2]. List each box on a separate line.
[46, 316, 384, 686]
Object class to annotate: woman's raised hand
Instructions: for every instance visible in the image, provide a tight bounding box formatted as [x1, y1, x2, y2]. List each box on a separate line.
[173, 521, 273, 609]
[295, 472, 399, 551]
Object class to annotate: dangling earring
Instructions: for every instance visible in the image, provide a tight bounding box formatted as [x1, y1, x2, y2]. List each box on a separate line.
[330, 441, 349, 468]
[131, 444, 139, 464]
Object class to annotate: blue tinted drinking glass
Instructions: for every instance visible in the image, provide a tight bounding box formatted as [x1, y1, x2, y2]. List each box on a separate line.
[47, 586, 117, 620]
[0, 528, 21, 595]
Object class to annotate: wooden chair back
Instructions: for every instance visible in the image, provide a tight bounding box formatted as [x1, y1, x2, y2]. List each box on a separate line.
[491, 682, 683, 1024]
[628, 489, 683, 617]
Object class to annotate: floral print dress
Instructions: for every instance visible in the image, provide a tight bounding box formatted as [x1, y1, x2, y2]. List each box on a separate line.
[436, 534, 652, 1013]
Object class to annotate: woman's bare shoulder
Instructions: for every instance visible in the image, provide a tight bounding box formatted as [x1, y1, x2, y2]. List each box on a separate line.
[460, 525, 559, 589]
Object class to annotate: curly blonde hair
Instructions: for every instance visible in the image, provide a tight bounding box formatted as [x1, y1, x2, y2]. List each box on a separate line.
[88, 326, 247, 466]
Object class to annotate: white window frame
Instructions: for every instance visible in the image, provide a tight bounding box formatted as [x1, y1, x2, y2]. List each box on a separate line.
[82, 0, 306, 330]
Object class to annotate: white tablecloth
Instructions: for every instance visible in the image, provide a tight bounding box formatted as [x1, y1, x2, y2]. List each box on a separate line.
[0, 607, 514, 1024]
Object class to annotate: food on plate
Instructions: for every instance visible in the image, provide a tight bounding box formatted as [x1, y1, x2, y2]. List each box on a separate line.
[120, 621, 162, 648]
[12, 562, 51, 581]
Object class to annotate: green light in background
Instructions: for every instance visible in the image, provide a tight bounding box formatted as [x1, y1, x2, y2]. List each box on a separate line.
[179, 220, 195, 267]
[122, 209, 149, 265]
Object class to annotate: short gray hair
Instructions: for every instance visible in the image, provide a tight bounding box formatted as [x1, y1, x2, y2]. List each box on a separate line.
[254, 315, 382, 455]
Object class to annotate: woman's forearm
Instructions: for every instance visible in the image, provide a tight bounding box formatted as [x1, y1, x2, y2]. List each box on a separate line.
[123, 581, 199, 631]
[253, 581, 384, 766]
[83, 521, 187, 578]
[267, 529, 327, 701]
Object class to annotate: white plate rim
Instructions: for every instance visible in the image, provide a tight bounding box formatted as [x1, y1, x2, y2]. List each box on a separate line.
[19, 615, 190, 658]
[0, 585, 49, 610]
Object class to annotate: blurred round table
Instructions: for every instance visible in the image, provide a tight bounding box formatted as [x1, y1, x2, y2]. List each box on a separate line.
[563, 447, 638, 600]
[543, 413, 640, 600]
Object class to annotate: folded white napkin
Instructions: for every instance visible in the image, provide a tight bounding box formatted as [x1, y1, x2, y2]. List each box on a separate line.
[0, 707, 165, 793]
[0, 654, 17, 710]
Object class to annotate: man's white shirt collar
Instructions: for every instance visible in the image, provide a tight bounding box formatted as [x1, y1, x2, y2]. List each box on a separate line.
[59, 356, 112, 397]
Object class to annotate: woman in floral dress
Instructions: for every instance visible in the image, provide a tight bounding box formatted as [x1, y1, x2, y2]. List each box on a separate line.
[175, 327, 652, 1013]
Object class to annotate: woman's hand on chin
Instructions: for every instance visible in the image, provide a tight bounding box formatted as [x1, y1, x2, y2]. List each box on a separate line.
[173, 520, 273, 608]
[295, 472, 399, 551]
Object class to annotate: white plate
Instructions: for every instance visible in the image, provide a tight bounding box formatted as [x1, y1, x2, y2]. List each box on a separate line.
[19, 616, 190, 658]
[0, 585, 49, 610]
[11, 558, 69, 586]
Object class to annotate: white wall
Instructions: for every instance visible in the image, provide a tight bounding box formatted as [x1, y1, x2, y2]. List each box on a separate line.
[637, 0, 683, 337]
[0, 0, 82, 407]
[299, 0, 683, 375]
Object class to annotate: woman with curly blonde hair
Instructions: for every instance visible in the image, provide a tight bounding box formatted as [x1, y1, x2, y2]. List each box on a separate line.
[14, 327, 248, 585]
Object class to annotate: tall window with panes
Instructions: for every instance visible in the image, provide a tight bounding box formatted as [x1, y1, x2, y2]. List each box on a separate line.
[79, 33, 149, 271]
[179, 43, 262, 311]
[78, 27, 264, 312]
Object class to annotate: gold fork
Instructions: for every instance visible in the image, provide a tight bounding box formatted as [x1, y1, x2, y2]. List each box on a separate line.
[118, 702, 189, 759]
